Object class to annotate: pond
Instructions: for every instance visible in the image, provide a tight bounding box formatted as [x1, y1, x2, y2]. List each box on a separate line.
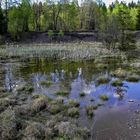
[0, 56, 140, 139]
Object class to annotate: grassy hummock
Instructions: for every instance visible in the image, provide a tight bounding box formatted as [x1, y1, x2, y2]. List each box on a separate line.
[126, 75, 140, 82]
[55, 90, 69, 96]
[111, 79, 123, 87]
[97, 76, 110, 85]
[99, 94, 109, 101]
[68, 107, 79, 118]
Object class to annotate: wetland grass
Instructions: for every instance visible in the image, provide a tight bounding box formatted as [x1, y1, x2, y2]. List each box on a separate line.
[99, 94, 109, 101]
[126, 75, 140, 82]
[55, 90, 69, 96]
[68, 107, 79, 118]
[111, 79, 123, 87]
[97, 76, 110, 85]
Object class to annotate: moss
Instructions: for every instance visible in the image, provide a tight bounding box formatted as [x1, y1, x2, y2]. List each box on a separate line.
[40, 81, 53, 86]
[79, 92, 86, 97]
[97, 76, 110, 85]
[111, 80, 123, 87]
[55, 91, 69, 96]
[68, 107, 79, 118]
[99, 94, 109, 101]
[68, 99, 80, 108]
[126, 75, 139, 82]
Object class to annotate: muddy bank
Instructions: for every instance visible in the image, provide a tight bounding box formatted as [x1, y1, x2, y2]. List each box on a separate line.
[3, 31, 98, 44]
[2, 30, 139, 44]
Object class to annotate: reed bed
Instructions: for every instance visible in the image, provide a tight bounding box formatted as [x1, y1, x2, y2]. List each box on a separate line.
[0, 42, 122, 60]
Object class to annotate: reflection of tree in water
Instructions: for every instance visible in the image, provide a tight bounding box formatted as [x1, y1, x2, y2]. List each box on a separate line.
[5, 65, 14, 92]
[114, 85, 128, 100]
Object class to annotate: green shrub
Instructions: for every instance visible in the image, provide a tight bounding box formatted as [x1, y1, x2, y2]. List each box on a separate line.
[58, 30, 64, 37]
[48, 30, 54, 37]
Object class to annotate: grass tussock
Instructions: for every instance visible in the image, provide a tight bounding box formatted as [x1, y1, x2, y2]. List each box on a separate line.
[97, 76, 110, 85]
[68, 99, 80, 108]
[111, 80, 123, 87]
[55, 90, 69, 96]
[68, 107, 79, 118]
[126, 75, 140, 82]
[99, 94, 109, 101]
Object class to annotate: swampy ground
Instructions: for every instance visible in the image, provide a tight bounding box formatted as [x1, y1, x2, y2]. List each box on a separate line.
[0, 40, 140, 140]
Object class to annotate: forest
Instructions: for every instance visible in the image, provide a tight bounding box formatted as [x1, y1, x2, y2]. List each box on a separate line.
[0, 0, 140, 37]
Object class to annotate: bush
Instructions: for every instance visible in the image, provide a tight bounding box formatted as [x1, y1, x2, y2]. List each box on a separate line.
[58, 30, 64, 37]
[48, 30, 54, 37]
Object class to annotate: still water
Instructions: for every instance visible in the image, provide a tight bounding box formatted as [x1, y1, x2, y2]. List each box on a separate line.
[0, 57, 140, 140]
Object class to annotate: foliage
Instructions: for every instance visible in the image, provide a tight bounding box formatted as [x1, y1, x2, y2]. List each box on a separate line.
[0, 0, 140, 43]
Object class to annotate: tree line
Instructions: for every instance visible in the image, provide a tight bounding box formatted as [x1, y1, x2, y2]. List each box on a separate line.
[0, 0, 140, 39]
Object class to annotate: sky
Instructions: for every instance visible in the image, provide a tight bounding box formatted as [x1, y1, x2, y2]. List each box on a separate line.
[102, 0, 139, 6]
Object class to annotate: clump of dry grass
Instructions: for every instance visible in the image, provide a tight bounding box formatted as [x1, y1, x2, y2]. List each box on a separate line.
[0, 108, 19, 140]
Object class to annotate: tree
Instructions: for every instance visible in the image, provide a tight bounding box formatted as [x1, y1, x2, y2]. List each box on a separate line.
[20, 0, 31, 32]
[0, 8, 6, 34]
[8, 6, 24, 39]
[136, 4, 140, 30]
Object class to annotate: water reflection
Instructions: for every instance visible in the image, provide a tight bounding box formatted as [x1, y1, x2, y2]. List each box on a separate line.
[5, 65, 14, 91]
[2, 57, 140, 108]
